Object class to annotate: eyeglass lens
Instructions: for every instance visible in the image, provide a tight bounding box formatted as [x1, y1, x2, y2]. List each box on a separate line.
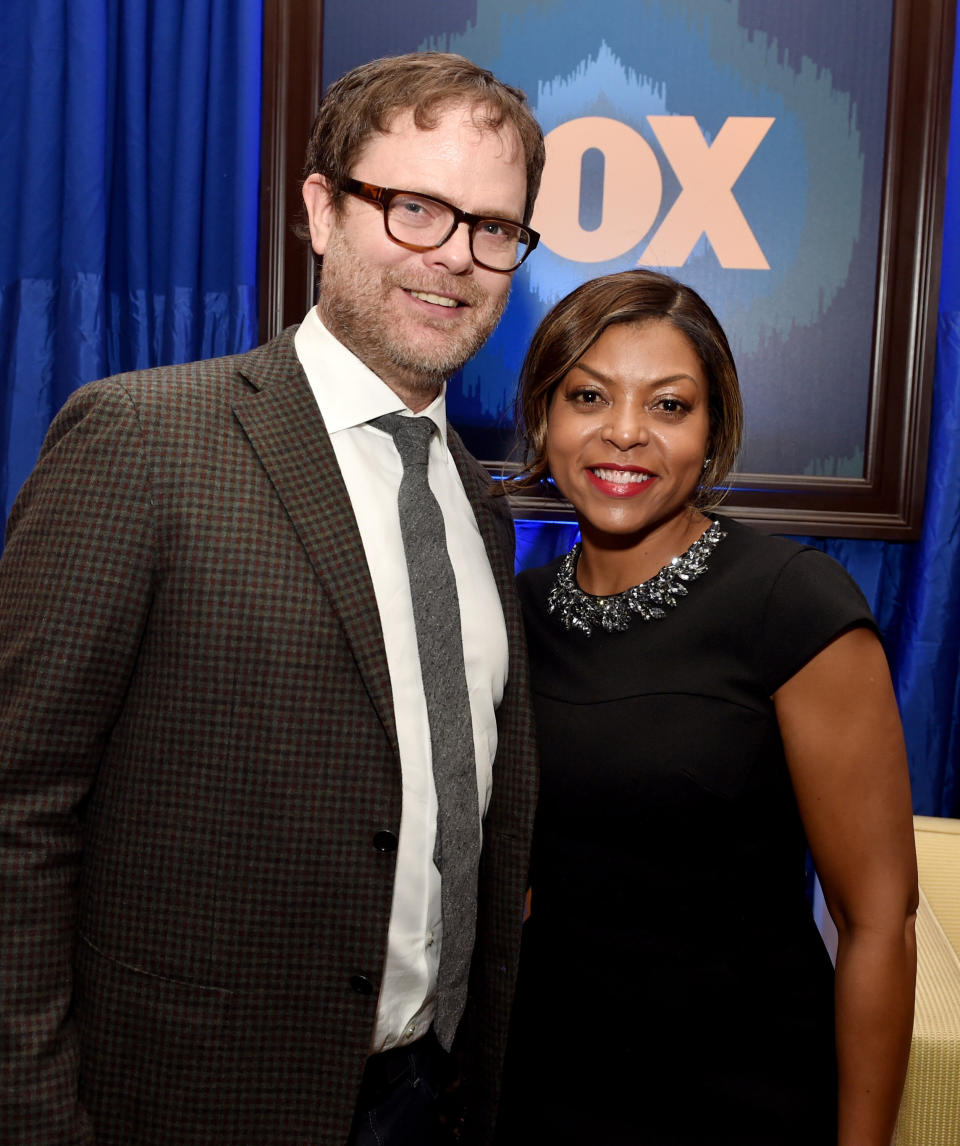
[385, 193, 530, 271]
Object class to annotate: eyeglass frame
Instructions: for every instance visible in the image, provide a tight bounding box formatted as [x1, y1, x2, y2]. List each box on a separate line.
[336, 177, 540, 273]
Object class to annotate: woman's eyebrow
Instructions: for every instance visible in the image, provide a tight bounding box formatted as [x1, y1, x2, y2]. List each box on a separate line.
[570, 360, 697, 387]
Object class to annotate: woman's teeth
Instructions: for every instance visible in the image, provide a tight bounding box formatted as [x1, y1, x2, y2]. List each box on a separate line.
[592, 468, 651, 484]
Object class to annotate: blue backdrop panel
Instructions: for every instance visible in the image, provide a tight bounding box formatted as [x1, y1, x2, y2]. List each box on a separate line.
[324, 0, 894, 480]
[0, 0, 262, 523]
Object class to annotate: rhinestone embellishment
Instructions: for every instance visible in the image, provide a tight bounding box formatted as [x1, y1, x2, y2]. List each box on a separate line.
[547, 519, 726, 636]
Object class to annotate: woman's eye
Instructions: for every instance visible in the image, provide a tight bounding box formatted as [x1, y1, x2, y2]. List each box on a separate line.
[654, 397, 687, 414]
[570, 388, 603, 405]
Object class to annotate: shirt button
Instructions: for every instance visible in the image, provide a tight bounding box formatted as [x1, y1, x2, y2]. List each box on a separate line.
[404, 1022, 417, 1041]
[425, 931, 435, 948]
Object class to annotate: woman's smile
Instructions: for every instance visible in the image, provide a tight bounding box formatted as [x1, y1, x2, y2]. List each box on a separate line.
[584, 465, 656, 496]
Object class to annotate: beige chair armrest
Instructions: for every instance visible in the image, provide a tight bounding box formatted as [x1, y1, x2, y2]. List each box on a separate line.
[913, 815, 960, 955]
[892, 886, 960, 1145]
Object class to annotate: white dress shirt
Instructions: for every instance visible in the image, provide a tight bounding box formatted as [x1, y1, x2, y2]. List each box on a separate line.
[294, 308, 509, 1051]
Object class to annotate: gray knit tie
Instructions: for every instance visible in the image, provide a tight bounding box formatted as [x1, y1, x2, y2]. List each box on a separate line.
[371, 413, 480, 1051]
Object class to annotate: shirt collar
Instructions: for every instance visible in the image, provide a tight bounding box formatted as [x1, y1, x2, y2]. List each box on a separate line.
[294, 306, 449, 446]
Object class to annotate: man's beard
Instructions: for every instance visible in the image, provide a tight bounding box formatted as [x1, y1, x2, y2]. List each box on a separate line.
[317, 228, 509, 400]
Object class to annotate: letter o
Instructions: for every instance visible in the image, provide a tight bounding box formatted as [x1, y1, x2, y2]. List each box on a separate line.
[531, 117, 663, 263]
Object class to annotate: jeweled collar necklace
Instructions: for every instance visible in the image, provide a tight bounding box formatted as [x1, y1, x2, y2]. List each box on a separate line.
[547, 518, 726, 636]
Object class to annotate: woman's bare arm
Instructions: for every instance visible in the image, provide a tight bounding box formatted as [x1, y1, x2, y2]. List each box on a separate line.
[775, 626, 917, 1146]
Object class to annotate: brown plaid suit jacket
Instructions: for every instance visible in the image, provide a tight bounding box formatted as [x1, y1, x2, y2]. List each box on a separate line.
[0, 329, 538, 1145]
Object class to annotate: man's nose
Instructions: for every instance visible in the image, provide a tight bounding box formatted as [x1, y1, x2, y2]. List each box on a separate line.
[422, 221, 475, 274]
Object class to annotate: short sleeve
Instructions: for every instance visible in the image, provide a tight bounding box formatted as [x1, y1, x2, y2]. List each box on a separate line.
[760, 547, 880, 694]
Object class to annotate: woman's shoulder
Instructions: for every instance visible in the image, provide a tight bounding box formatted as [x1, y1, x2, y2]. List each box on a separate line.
[712, 514, 860, 595]
[710, 512, 878, 635]
[713, 513, 805, 563]
[711, 515, 879, 690]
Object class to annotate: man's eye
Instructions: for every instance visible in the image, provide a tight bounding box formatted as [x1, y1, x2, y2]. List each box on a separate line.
[480, 220, 521, 243]
[391, 197, 443, 226]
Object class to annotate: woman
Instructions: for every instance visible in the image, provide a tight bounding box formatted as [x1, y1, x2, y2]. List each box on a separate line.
[497, 271, 917, 1145]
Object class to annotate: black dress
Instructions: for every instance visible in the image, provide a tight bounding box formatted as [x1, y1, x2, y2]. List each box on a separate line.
[496, 516, 877, 1146]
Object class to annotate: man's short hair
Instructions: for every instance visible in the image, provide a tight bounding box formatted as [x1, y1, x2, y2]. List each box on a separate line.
[302, 52, 545, 226]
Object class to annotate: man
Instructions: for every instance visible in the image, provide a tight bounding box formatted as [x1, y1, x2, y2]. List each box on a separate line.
[0, 53, 543, 1145]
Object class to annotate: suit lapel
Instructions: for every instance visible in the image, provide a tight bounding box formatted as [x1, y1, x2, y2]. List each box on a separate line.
[232, 331, 399, 758]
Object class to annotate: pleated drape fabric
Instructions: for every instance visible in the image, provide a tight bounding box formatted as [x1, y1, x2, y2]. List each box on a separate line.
[0, 0, 262, 523]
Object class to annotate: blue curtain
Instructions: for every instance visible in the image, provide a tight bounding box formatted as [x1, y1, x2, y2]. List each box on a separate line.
[0, 0, 262, 524]
[516, 20, 960, 817]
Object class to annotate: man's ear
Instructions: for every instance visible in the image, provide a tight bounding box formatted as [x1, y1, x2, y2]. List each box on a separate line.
[302, 174, 337, 256]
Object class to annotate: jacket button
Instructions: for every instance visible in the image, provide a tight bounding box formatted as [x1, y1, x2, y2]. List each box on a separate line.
[372, 829, 399, 853]
[350, 974, 375, 996]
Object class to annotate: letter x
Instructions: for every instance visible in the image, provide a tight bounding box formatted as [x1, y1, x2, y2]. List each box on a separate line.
[640, 116, 775, 269]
